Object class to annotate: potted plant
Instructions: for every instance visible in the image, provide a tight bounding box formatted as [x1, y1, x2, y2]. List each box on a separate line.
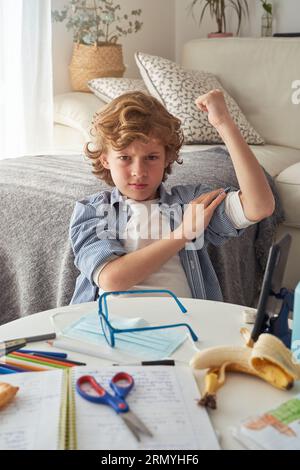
[188, 0, 249, 38]
[260, 0, 273, 37]
[52, 0, 143, 92]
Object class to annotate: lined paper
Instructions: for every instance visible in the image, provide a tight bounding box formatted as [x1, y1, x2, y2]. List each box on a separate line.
[0, 366, 220, 450]
[72, 366, 220, 450]
[0, 370, 65, 450]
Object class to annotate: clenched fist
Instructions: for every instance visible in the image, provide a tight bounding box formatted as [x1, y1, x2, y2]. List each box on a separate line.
[195, 89, 232, 129]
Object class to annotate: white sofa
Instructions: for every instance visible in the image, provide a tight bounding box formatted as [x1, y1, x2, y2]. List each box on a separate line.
[53, 38, 300, 289]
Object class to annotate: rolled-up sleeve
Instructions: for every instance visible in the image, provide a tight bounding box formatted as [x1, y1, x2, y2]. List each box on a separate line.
[191, 183, 244, 247]
[69, 199, 127, 284]
[205, 200, 244, 246]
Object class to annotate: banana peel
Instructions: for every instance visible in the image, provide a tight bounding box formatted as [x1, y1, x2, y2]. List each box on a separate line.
[198, 362, 228, 410]
[190, 331, 300, 409]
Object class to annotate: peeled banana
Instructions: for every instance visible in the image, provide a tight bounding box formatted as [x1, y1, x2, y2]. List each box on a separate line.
[190, 332, 300, 409]
[198, 362, 228, 410]
[0, 382, 19, 409]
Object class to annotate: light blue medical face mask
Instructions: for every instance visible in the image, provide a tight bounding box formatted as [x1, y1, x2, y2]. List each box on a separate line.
[61, 311, 187, 361]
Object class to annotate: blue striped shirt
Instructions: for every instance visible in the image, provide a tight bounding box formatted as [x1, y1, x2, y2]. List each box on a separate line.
[69, 183, 243, 304]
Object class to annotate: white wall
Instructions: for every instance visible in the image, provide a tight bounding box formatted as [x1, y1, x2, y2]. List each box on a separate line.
[52, 0, 300, 94]
[52, 0, 175, 94]
[274, 0, 300, 33]
[232, 0, 300, 38]
[175, 0, 300, 61]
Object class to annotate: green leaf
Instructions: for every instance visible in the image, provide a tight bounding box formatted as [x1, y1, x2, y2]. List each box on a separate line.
[187, 0, 250, 34]
[264, 4, 272, 14]
[51, 0, 143, 42]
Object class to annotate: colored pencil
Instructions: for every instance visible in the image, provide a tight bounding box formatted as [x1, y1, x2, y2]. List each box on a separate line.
[4, 358, 49, 372]
[19, 350, 86, 365]
[50, 357, 86, 366]
[0, 362, 26, 373]
[0, 366, 16, 374]
[7, 353, 63, 370]
[9, 351, 73, 368]
[8, 353, 67, 369]
[29, 353, 86, 366]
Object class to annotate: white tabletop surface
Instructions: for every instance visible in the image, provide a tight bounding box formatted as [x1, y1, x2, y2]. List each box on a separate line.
[1, 296, 299, 450]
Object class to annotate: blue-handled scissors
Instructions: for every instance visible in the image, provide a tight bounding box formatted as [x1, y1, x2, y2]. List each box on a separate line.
[76, 372, 153, 441]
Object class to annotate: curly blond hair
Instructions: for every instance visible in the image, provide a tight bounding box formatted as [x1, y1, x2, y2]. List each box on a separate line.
[85, 91, 184, 186]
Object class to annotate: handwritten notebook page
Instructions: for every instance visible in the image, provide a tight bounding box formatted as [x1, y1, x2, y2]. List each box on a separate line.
[0, 370, 66, 450]
[71, 366, 220, 450]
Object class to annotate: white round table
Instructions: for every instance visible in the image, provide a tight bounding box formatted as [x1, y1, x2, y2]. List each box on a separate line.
[1, 297, 299, 450]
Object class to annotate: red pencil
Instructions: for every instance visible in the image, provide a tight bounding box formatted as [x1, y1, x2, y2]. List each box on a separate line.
[9, 351, 74, 368]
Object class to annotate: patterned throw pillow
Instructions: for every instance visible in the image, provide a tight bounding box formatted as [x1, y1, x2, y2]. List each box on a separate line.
[135, 52, 264, 145]
[87, 77, 148, 103]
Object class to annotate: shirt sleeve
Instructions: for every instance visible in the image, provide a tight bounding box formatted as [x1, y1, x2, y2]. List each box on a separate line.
[189, 183, 245, 246]
[69, 199, 127, 285]
[92, 255, 119, 286]
[224, 190, 257, 229]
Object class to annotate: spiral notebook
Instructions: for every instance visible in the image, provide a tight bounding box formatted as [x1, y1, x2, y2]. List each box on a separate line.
[0, 370, 68, 450]
[0, 366, 220, 450]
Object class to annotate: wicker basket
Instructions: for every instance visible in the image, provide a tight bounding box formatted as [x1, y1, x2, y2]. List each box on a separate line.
[69, 42, 126, 92]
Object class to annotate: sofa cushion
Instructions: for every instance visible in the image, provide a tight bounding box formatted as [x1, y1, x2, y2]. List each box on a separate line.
[53, 124, 86, 154]
[135, 52, 264, 145]
[54, 92, 105, 140]
[88, 77, 148, 102]
[276, 162, 300, 228]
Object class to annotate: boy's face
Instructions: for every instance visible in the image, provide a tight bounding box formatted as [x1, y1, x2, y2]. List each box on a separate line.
[101, 138, 168, 201]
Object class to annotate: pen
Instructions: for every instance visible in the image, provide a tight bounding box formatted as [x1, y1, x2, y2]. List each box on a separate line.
[0, 333, 57, 358]
[54, 357, 86, 366]
[19, 333, 57, 342]
[113, 359, 176, 366]
[0, 333, 56, 351]
[21, 351, 86, 366]
[19, 350, 86, 365]
[20, 349, 68, 359]
[0, 339, 27, 357]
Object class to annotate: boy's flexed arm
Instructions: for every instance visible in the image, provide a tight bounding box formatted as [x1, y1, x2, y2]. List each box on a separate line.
[195, 90, 275, 222]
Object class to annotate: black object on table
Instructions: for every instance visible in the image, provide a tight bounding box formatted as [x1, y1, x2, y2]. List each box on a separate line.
[273, 33, 300, 37]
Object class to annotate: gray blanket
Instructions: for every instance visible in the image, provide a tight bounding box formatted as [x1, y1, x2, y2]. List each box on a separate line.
[0, 147, 284, 325]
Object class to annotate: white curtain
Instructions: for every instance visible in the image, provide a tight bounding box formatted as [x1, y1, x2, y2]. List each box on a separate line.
[0, 0, 53, 160]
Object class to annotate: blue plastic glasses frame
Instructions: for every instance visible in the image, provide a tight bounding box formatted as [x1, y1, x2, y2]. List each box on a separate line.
[98, 289, 198, 348]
